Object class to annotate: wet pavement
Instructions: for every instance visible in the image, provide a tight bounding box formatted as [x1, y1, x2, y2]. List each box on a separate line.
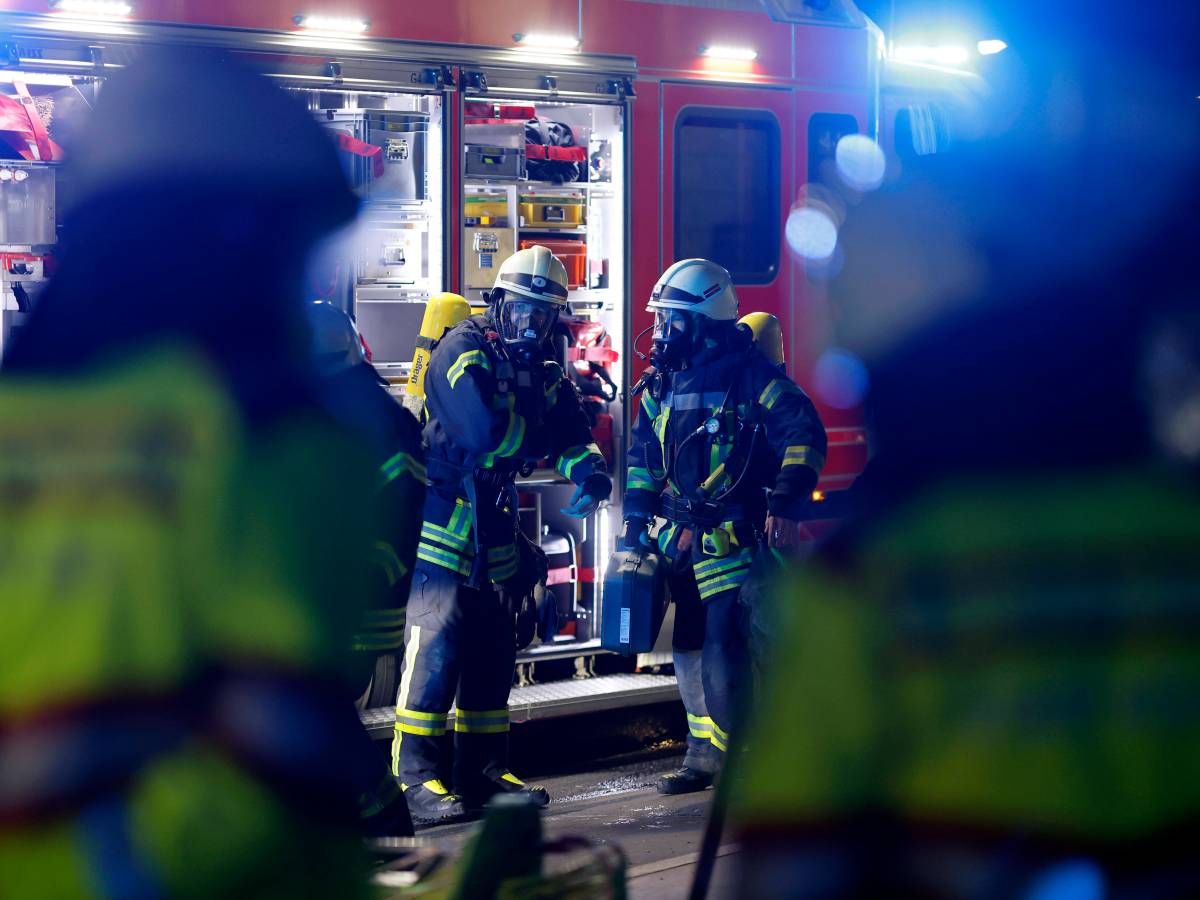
[413, 754, 738, 898]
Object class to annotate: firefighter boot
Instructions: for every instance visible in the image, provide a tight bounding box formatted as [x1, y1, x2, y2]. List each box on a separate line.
[460, 766, 550, 811]
[657, 766, 714, 795]
[403, 779, 470, 826]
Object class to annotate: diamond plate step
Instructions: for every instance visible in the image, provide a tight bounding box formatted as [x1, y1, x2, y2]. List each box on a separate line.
[359, 673, 679, 739]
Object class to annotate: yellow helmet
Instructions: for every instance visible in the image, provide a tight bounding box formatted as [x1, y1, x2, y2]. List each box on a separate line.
[739, 312, 785, 368]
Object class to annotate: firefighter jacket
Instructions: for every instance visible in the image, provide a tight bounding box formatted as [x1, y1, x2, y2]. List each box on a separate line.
[733, 469, 1200, 896]
[418, 313, 606, 583]
[0, 348, 376, 896]
[625, 340, 826, 602]
[317, 362, 426, 656]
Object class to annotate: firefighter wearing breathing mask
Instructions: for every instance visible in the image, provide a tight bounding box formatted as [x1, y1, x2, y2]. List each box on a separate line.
[392, 246, 610, 824]
[624, 259, 827, 795]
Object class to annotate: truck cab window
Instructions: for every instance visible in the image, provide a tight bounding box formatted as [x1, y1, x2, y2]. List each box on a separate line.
[674, 108, 781, 285]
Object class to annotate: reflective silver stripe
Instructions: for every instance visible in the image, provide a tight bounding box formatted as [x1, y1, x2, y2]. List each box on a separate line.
[669, 391, 730, 411]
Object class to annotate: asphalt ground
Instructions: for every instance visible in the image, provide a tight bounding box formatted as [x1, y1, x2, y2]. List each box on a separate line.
[410, 754, 737, 899]
[377, 701, 739, 897]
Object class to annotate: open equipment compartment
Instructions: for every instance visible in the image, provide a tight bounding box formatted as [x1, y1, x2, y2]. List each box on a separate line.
[459, 61, 633, 663]
[303, 87, 447, 376]
[0, 12, 454, 383]
[0, 67, 98, 359]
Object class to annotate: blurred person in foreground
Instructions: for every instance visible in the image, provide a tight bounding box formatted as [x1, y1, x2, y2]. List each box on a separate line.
[732, 6, 1200, 897]
[0, 50, 399, 894]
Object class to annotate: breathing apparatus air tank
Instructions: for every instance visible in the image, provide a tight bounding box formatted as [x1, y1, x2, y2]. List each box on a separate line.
[406, 292, 471, 410]
[738, 312, 785, 370]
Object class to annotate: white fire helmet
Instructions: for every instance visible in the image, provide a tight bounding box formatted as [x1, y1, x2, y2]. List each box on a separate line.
[492, 245, 570, 309]
[646, 259, 739, 322]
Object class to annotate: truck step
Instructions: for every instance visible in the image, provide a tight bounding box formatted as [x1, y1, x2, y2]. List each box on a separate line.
[359, 672, 679, 738]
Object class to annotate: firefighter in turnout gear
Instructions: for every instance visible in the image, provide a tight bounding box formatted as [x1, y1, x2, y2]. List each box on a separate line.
[623, 259, 827, 795]
[307, 301, 424, 837]
[392, 246, 611, 824]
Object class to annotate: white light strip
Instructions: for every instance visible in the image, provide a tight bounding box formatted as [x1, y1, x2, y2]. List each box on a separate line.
[701, 45, 758, 61]
[976, 39, 1008, 56]
[49, 0, 132, 16]
[513, 32, 580, 50]
[891, 45, 969, 66]
[293, 14, 369, 34]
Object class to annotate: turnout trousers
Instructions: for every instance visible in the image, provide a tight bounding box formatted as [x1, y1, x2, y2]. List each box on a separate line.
[390, 481, 519, 793]
[668, 545, 752, 774]
[390, 568, 517, 790]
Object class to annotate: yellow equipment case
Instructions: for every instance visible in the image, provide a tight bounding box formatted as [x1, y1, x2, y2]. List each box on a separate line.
[519, 192, 586, 229]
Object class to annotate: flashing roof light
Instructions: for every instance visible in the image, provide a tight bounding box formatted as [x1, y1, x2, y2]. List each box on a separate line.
[293, 15, 369, 34]
[891, 45, 970, 66]
[977, 39, 1008, 56]
[700, 45, 758, 61]
[49, 0, 133, 16]
[513, 33, 580, 50]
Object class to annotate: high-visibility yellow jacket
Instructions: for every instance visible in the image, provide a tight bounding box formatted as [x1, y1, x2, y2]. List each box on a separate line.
[0, 347, 377, 897]
[735, 468, 1200, 893]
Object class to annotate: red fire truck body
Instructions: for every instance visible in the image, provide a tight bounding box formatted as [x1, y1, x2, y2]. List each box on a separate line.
[0, 2, 975, 724]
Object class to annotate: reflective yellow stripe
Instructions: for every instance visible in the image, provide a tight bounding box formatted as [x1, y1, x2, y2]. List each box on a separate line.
[395, 708, 449, 736]
[370, 540, 406, 587]
[447, 349, 489, 389]
[657, 522, 680, 554]
[380, 450, 427, 486]
[353, 630, 406, 652]
[392, 624, 422, 776]
[401, 708, 446, 720]
[448, 498, 471, 535]
[416, 543, 472, 576]
[757, 378, 789, 411]
[451, 710, 504, 724]
[627, 466, 658, 492]
[694, 551, 752, 576]
[485, 410, 526, 465]
[782, 445, 826, 472]
[687, 714, 715, 740]
[557, 443, 600, 481]
[362, 607, 407, 627]
[501, 772, 525, 786]
[455, 707, 510, 733]
[422, 522, 470, 549]
[698, 570, 752, 601]
[641, 390, 660, 418]
[488, 544, 518, 561]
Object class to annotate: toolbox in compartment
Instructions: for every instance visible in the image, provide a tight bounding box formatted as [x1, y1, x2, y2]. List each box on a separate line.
[359, 223, 425, 284]
[324, 110, 428, 200]
[465, 227, 514, 289]
[465, 145, 525, 180]
[519, 238, 586, 289]
[519, 192, 586, 228]
[464, 193, 509, 227]
[353, 289, 426, 365]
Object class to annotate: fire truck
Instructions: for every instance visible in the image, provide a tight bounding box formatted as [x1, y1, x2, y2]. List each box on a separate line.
[0, 1, 981, 736]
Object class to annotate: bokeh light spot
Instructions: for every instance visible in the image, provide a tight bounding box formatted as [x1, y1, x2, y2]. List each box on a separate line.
[814, 348, 869, 410]
[786, 206, 838, 261]
[835, 134, 886, 192]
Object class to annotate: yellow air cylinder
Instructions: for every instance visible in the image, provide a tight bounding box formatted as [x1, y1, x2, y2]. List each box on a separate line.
[407, 292, 471, 400]
[738, 312, 785, 369]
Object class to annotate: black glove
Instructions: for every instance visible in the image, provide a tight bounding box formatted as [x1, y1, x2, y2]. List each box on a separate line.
[621, 516, 650, 551]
